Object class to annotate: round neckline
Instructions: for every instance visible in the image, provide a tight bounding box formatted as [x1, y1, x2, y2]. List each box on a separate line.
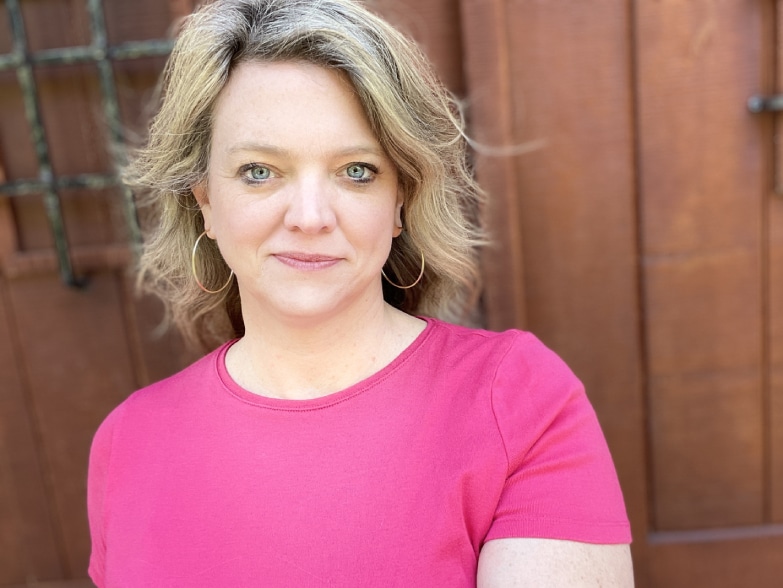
[214, 316, 437, 411]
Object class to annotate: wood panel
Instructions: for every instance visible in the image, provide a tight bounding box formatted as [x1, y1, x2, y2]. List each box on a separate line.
[0, 5, 11, 53]
[126, 285, 197, 387]
[644, 251, 761, 376]
[36, 64, 112, 177]
[6, 582, 93, 588]
[0, 278, 62, 583]
[113, 55, 169, 139]
[649, 371, 763, 528]
[636, 0, 765, 532]
[648, 528, 783, 588]
[8, 273, 140, 577]
[0, 72, 38, 180]
[770, 0, 783, 525]
[771, 186, 783, 522]
[104, 0, 177, 44]
[773, 366, 783, 522]
[460, 0, 648, 582]
[0, 160, 62, 585]
[372, 0, 464, 94]
[502, 0, 641, 400]
[21, 0, 91, 52]
[460, 0, 527, 329]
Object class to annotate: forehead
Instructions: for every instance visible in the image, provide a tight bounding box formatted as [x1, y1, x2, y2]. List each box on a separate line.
[209, 60, 381, 154]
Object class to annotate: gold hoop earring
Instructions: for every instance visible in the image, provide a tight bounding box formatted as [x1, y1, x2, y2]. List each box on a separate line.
[381, 251, 425, 290]
[192, 231, 234, 294]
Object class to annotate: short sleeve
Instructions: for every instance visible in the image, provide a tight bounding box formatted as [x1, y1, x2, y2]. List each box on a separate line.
[485, 332, 632, 545]
[87, 404, 124, 587]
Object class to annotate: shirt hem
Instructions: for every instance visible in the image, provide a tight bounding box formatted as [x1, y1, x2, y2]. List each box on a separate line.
[484, 517, 633, 546]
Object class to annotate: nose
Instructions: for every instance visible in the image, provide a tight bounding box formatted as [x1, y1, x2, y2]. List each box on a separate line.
[283, 175, 337, 234]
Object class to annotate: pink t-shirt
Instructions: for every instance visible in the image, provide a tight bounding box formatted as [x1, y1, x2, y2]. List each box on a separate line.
[88, 318, 630, 587]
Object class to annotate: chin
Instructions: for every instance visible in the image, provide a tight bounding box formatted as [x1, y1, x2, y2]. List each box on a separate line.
[241, 278, 380, 325]
[264, 291, 359, 322]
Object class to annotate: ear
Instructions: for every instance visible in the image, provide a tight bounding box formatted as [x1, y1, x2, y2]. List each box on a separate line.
[393, 192, 404, 238]
[192, 182, 214, 237]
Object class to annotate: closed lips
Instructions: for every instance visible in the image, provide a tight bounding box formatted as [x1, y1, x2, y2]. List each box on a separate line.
[275, 252, 340, 262]
[273, 253, 342, 270]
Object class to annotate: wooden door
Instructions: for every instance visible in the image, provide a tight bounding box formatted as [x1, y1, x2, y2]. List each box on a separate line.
[461, 0, 783, 586]
[4, 0, 781, 586]
[0, 1, 195, 585]
[635, 1, 783, 585]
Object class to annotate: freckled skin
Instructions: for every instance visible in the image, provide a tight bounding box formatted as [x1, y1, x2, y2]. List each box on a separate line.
[477, 539, 634, 587]
[195, 61, 403, 326]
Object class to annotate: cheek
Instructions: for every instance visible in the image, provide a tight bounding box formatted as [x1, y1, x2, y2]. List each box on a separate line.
[350, 204, 398, 248]
[211, 199, 276, 237]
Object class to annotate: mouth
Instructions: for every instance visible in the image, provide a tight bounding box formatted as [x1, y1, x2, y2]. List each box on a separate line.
[273, 252, 342, 270]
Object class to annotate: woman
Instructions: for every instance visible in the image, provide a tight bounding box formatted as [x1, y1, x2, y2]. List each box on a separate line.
[88, 0, 633, 585]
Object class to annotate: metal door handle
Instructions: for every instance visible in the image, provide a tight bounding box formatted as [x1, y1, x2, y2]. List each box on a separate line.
[748, 95, 783, 113]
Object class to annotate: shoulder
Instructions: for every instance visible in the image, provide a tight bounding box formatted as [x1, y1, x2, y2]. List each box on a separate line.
[120, 342, 226, 410]
[418, 318, 588, 445]
[90, 342, 229, 449]
[426, 320, 586, 450]
[423, 317, 546, 364]
[426, 322, 632, 546]
[423, 318, 576, 393]
[88, 341, 231, 496]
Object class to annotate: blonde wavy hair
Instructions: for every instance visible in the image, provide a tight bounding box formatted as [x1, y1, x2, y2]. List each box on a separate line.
[128, 0, 486, 351]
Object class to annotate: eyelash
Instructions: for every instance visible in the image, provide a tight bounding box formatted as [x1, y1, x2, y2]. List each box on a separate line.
[237, 162, 380, 185]
[239, 163, 272, 184]
[345, 162, 379, 184]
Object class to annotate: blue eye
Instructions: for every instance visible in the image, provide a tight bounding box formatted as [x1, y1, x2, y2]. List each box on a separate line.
[347, 165, 367, 178]
[346, 164, 377, 182]
[248, 165, 270, 180]
[239, 164, 272, 183]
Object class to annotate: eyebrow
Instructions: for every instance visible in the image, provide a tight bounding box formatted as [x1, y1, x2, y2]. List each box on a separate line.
[227, 142, 290, 156]
[226, 142, 387, 159]
[333, 145, 387, 158]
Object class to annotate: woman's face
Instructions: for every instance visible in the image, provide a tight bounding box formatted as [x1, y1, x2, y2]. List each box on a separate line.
[196, 60, 402, 324]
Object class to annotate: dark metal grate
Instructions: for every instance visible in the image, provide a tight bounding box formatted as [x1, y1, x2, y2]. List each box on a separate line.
[0, 0, 174, 286]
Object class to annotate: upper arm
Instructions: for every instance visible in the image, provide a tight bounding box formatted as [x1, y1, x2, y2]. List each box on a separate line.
[87, 405, 124, 587]
[477, 538, 634, 588]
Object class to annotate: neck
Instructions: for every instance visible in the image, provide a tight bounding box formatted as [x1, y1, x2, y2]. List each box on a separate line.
[226, 298, 423, 400]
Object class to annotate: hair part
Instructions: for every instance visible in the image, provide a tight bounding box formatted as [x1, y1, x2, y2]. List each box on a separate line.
[127, 0, 486, 351]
